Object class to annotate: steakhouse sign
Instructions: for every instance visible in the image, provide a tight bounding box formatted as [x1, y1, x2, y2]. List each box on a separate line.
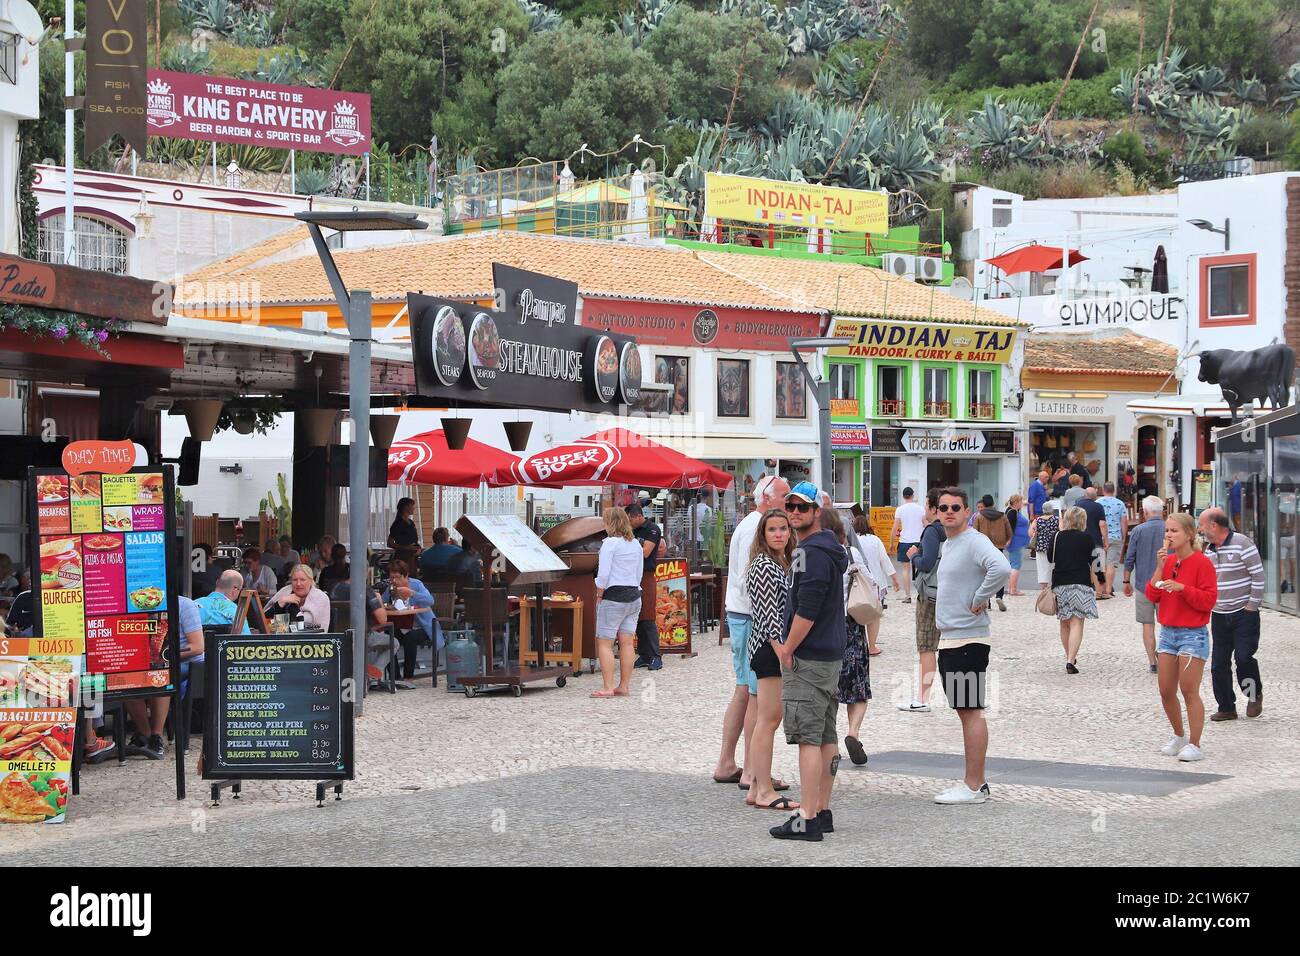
[146, 71, 371, 155]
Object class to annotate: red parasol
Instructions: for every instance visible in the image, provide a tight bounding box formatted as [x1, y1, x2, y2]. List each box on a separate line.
[386, 429, 522, 487]
[984, 244, 1087, 275]
[495, 428, 734, 490]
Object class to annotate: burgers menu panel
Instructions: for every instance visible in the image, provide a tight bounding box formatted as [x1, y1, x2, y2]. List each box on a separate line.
[204, 635, 354, 780]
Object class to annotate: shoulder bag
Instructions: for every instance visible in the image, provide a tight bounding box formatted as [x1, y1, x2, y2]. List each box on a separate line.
[847, 568, 883, 625]
[1034, 586, 1057, 616]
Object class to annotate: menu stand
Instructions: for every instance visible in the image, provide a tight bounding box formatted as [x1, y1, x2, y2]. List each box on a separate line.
[454, 515, 573, 698]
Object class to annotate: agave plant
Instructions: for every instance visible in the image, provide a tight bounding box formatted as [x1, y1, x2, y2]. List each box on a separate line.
[1179, 96, 1245, 162]
[293, 168, 330, 196]
[1276, 63, 1300, 110]
[878, 127, 942, 191]
[1112, 68, 1139, 111]
[241, 53, 319, 87]
[1187, 66, 1230, 99]
[160, 40, 213, 75]
[231, 8, 274, 47]
[178, 0, 237, 36]
[517, 0, 562, 32]
[906, 100, 950, 147]
[964, 97, 1045, 167]
[1232, 74, 1267, 106]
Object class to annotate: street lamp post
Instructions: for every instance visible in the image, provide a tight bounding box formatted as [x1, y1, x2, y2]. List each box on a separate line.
[789, 336, 852, 500]
[296, 211, 427, 714]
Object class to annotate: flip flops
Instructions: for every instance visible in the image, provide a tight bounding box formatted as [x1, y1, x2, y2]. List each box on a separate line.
[712, 768, 743, 784]
[739, 779, 789, 792]
[757, 796, 799, 810]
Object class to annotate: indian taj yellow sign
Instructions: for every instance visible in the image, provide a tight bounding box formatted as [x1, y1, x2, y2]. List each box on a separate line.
[704, 173, 888, 233]
[829, 319, 1017, 363]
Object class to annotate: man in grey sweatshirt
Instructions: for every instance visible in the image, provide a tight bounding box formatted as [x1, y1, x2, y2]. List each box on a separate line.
[933, 487, 1011, 805]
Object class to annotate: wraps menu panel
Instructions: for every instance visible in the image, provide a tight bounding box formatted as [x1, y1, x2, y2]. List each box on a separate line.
[205, 635, 354, 780]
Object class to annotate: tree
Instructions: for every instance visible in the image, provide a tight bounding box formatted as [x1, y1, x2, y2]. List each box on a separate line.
[335, 0, 529, 150]
[279, 0, 352, 59]
[643, 6, 782, 128]
[495, 22, 670, 164]
[1167, 0, 1281, 81]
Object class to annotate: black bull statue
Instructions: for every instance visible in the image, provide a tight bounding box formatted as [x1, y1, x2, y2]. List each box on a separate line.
[1197, 344, 1296, 422]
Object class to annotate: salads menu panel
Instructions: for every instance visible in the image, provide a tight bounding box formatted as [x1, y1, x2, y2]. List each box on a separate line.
[204, 635, 354, 781]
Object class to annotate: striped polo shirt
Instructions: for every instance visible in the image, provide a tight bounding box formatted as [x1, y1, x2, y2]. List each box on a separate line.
[1206, 531, 1266, 614]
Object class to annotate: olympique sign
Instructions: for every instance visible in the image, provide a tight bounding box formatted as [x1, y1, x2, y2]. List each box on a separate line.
[582, 298, 822, 351]
[146, 70, 371, 155]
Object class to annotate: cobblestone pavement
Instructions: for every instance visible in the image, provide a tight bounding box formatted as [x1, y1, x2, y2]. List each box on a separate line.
[3, 583, 1298, 865]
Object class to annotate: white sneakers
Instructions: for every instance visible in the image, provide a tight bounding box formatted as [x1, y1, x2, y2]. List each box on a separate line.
[1158, 736, 1205, 760]
[934, 782, 990, 805]
[1159, 735, 1188, 756]
[897, 700, 931, 713]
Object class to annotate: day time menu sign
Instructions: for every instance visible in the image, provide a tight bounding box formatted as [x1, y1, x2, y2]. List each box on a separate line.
[652, 559, 692, 655]
[204, 635, 354, 781]
[25, 466, 178, 701]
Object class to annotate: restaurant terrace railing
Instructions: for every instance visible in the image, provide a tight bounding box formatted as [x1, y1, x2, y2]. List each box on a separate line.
[968, 403, 996, 421]
[878, 399, 906, 418]
[923, 401, 952, 419]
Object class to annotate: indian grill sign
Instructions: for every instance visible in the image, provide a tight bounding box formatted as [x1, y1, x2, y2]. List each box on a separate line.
[146, 71, 371, 155]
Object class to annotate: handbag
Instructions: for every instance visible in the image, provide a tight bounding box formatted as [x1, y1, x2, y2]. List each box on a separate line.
[847, 569, 883, 625]
[1034, 587, 1057, 616]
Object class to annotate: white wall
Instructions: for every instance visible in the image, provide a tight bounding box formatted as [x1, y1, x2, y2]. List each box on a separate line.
[0, 0, 41, 255]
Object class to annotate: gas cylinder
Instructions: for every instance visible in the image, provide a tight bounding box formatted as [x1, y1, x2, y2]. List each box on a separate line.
[445, 629, 482, 693]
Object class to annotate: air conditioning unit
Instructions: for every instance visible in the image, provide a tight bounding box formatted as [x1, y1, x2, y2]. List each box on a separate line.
[881, 253, 916, 278]
[915, 256, 944, 282]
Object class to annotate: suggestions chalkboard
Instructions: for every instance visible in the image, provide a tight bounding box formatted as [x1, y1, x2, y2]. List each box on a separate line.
[203, 634, 354, 781]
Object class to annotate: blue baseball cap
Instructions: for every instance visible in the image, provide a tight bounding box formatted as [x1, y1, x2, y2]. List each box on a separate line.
[785, 481, 820, 505]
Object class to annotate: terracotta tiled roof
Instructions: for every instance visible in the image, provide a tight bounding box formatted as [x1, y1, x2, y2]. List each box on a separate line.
[1024, 330, 1179, 376]
[694, 250, 1022, 327]
[176, 231, 812, 312]
[174, 230, 1020, 326]
[183, 225, 311, 285]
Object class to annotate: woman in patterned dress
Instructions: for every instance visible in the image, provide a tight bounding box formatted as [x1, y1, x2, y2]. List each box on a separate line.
[744, 509, 796, 810]
[1048, 506, 1101, 674]
[1031, 498, 1060, 591]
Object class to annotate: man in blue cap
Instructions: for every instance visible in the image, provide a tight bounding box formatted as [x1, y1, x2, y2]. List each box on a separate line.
[769, 481, 848, 842]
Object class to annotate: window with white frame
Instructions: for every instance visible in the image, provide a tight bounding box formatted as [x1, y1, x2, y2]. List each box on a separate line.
[922, 366, 951, 416]
[38, 214, 130, 275]
[829, 362, 857, 401]
[968, 368, 995, 418]
[1207, 264, 1250, 320]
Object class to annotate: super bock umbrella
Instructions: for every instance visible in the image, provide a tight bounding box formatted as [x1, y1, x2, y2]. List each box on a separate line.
[386, 429, 522, 488]
[984, 244, 1088, 275]
[494, 428, 735, 490]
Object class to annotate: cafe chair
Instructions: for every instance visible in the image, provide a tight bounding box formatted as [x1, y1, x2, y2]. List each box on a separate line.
[330, 600, 399, 694]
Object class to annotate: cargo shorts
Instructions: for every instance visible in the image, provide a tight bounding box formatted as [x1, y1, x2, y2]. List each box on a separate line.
[781, 655, 841, 746]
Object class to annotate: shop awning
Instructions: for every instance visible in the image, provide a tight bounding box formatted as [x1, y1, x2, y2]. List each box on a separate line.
[647, 434, 813, 462]
[1126, 394, 1233, 417]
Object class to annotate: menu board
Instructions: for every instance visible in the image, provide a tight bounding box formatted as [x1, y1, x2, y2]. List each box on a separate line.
[203, 634, 354, 781]
[0, 708, 76, 825]
[457, 513, 569, 583]
[653, 558, 692, 655]
[870, 507, 896, 551]
[25, 467, 178, 702]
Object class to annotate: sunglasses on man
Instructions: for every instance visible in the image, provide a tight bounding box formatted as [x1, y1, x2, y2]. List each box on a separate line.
[785, 501, 816, 513]
[936, 503, 965, 513]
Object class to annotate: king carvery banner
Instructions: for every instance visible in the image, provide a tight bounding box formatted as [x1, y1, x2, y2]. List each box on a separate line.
[146, 70, 371, 156]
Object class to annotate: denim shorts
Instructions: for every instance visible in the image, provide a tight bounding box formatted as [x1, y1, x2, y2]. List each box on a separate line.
[1005, 546, 1024, 571]
[596, 598, 641, 639]
[727, 613, 757, 693]
[1158, 625, 1210, 661]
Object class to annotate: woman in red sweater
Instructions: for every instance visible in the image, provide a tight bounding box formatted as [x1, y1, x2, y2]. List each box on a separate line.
[1145, 512, 1218, 762]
